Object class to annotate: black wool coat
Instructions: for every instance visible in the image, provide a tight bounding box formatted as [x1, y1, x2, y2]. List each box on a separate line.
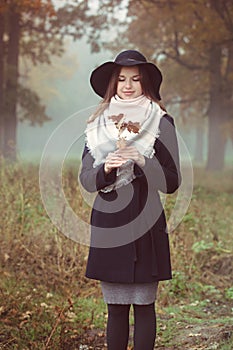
[79, 114, 181, 283]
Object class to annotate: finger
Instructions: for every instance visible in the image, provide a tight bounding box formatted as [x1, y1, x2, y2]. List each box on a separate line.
[106, 153, 122, 159]
[106, 158, 127, 166]
[116, 147, 138, 155]
[110, 159, 127, 166]
[106, 156, 124, 164]
[118, 151, 139, 160]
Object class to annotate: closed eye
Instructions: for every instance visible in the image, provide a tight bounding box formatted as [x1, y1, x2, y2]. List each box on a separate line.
[118, 75, 141, 82]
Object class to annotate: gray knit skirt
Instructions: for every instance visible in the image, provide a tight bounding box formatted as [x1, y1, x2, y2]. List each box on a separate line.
[101, 281, 159, 305]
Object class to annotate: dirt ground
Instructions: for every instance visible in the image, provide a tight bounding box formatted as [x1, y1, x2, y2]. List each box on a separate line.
[74, 309, 233, 349]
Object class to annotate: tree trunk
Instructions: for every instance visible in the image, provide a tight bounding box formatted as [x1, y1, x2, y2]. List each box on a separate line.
[206, 45, 226, 171]
[3, 6, 20, 160]
[194, 125, 204, 164]
[206, 112, 226, 171]
[0, 12, 4, 157]
[224, 42, 233, 145]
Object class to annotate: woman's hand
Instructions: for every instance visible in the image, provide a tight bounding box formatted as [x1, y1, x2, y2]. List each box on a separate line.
[115, 146, 145, 168]
[104, 152, 127, 174]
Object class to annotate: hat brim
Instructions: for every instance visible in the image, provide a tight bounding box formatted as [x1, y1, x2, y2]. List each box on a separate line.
[90, 61, 162, 99]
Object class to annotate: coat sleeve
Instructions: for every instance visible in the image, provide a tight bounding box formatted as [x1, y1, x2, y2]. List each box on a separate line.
[141, 114, 182, 194]
[79, 145, 117, 193]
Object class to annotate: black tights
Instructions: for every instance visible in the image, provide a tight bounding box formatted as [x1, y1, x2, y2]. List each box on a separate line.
[106, 303, 156, 350]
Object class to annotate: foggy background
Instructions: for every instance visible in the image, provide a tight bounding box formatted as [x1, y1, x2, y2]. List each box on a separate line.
[17, 37, 233, 164]
[18, 38, 103, 161]
[1, 0, 233, 169]
[18, 38, 233, 165]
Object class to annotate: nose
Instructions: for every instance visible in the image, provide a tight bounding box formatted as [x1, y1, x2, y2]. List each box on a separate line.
[124, 78, 132, 89]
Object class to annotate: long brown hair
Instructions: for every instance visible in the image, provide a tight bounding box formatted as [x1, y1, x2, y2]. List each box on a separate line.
[88, 64, 166, 123]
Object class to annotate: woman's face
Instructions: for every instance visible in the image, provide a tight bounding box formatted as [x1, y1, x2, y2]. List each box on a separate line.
[117, 66, 143, 100]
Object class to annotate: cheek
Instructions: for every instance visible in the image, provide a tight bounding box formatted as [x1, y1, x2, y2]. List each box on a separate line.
[135, 83, 143, 94]
[116, 83, 123, 96]
[134, 81, 142, 89]
[117, 82, 122, 90]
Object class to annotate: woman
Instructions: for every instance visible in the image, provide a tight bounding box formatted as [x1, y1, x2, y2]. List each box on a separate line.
[79, 50, 181, 350]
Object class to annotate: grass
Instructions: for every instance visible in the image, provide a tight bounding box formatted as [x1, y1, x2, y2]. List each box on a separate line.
[0, 159, 232, 349]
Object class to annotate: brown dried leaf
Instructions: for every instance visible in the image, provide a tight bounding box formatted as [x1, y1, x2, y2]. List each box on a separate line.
[126, 121, 140, 134]
[108, 113, 124, 123]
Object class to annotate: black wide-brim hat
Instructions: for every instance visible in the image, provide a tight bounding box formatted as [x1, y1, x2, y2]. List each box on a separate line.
[90, 50, 162, 100]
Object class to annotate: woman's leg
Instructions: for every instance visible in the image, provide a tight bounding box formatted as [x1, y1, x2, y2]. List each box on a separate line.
[133, 302, 156, 350]
[106, 304, 130, 350]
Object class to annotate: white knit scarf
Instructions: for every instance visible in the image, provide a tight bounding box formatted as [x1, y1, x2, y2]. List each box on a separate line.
[85, 94, 165, 192]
